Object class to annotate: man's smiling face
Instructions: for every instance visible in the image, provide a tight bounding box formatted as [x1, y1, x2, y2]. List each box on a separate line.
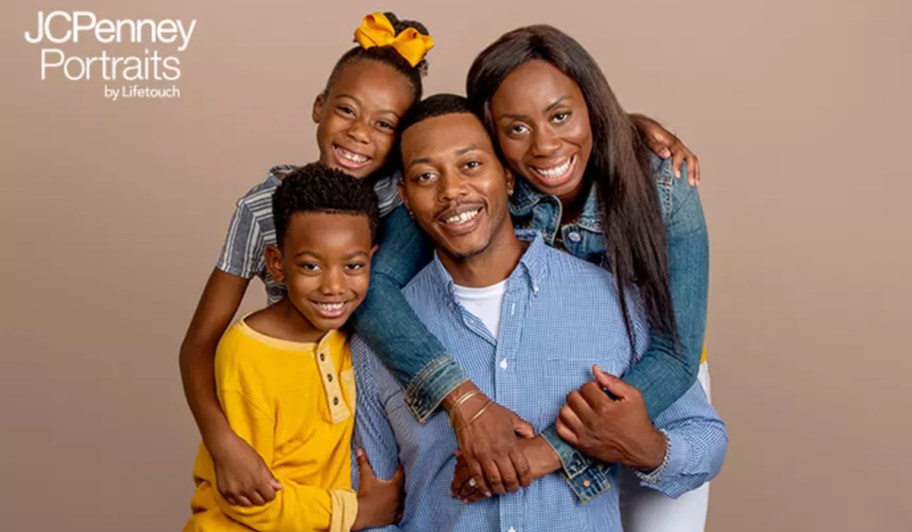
[399, 112, 515, 262]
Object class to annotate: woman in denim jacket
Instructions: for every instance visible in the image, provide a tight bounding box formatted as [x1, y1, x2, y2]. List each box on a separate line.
[351, 25, 711, 530]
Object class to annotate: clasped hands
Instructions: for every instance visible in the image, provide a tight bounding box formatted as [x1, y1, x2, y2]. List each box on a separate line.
[449, 365, 666, 503]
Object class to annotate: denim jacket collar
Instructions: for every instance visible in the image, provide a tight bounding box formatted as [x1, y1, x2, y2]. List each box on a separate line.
[510, 177, 603, 234]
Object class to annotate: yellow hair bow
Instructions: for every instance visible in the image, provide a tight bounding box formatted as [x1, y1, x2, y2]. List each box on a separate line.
[353, 12, 435, 68]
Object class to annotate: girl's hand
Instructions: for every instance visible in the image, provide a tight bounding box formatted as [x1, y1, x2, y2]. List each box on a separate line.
[631, 113, 701, 186]
[210, 432, 282, 507]
[353, 449, 405, 530]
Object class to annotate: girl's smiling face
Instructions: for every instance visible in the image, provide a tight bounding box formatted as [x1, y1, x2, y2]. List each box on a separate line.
[313, 59, 416, 179]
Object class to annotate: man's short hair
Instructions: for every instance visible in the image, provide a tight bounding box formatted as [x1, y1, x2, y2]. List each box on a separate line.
[398, 93, 476, 134]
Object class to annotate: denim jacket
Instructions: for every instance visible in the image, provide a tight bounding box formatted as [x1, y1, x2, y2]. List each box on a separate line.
[348, 154, 709, 502]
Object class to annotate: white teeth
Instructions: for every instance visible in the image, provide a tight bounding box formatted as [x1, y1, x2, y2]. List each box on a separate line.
[444, 208, 481, 225]
[317, 302, 345, 311]
[532, 157, 572, 178]
[336, 146, 368, 163]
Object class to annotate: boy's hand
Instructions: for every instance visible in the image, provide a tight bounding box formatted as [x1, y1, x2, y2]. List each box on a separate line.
[353, 449, 405, 530]
[211, 432, 283, 506]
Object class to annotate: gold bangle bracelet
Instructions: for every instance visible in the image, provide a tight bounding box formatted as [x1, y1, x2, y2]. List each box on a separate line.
[455, 399, 493, 431]
[448, 389, 484, 427]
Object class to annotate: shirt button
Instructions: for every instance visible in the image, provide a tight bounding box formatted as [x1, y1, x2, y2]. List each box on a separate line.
[327, 374, 333, 382]
[508, 528, 516, 532]
[499, 359, 508, 370]
[567, 231, 581, 243]
[583, 480, 591, 487]
[319, 353, 325, 361]
[333, 397, 339, 406]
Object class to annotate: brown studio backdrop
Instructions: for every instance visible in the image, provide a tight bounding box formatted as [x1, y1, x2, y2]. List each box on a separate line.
[1, 0, 910, 530]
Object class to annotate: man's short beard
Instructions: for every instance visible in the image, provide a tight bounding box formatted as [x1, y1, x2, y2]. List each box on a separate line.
[446, 240, 491, 262]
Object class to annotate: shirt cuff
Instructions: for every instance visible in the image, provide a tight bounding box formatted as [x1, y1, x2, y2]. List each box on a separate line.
[402, 355, 469, 422]
[637, 430, 690, 488]
[329, 488, 358, 532]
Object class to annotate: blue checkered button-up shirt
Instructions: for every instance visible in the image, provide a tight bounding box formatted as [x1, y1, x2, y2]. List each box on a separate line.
[352, 232, 727, 532]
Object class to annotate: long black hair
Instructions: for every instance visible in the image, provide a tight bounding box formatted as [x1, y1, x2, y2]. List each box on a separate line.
[466, 24, 678, 353]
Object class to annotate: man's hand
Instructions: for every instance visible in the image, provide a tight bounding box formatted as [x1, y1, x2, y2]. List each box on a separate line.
[630, 113, 701, 186]
[451, 436, 560, 503]
[210, 431, 283, 507]
[352, 449, 405, 530]
[555, 365, 667, 470]
[445, 382, 535, 497]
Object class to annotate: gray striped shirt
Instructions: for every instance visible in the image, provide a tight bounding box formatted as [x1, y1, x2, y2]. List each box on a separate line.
[216, 164, 401, 304]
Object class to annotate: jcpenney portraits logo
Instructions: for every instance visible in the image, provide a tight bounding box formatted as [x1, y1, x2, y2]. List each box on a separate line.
[25, 11, 197, 100]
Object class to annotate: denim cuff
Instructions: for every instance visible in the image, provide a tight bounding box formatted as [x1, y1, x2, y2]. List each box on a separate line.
[540, 427, 614, 503]
[402, 355, 469, 422]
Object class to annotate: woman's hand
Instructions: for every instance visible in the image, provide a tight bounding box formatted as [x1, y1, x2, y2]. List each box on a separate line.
[555, 365, 666, 469]
[451, 435, 560, 503]
[445, 382, 535, 497]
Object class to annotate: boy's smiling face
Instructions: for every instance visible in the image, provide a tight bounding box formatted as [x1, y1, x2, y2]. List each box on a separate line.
[313, 60, 416, 179]
[266, 212, 375, 340]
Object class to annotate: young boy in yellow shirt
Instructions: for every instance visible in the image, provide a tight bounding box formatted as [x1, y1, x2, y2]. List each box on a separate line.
[185, 164, 403, 531]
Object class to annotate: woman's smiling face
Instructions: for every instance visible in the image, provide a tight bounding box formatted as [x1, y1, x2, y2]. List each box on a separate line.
[489, 59, 593, 206]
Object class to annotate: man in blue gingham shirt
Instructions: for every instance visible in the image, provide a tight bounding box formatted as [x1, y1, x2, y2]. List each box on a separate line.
[351, 96, 727, 532]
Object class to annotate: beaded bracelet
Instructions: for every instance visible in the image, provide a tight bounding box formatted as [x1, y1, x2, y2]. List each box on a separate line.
[634, 429, 671, 484]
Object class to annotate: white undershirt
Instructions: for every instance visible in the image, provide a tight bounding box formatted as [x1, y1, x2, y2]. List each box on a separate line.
[452, 279, 508, 339]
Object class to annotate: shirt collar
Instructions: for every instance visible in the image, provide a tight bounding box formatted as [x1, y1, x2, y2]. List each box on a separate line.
[316, 328, 347, 353]
[427, 230, 549, 301]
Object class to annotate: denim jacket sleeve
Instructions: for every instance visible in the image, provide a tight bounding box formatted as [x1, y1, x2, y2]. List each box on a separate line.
[625, 158, 708, 417]
[543, 158, 710, 502]
[348, 205, 470, 422]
